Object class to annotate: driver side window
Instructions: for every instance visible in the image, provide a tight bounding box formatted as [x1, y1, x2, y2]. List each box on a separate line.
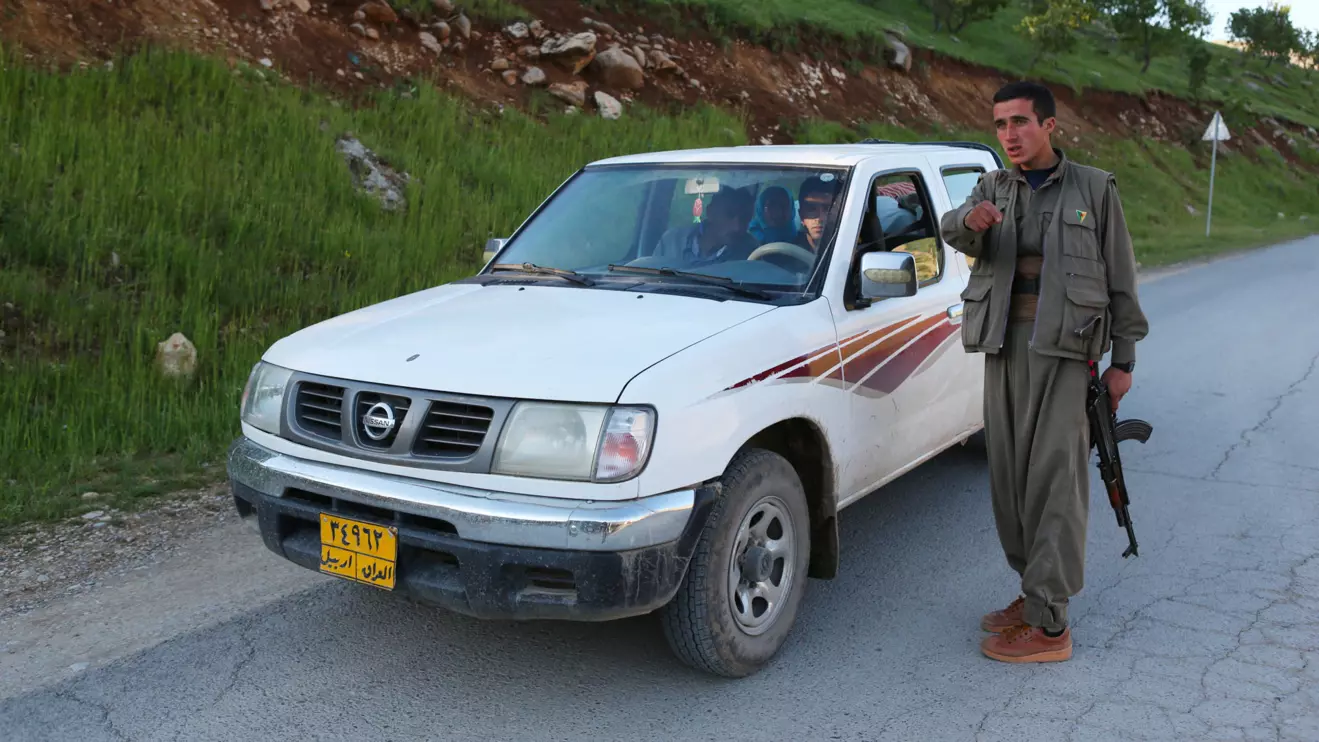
[874, 174, 942, 286]
[853, 171, 943, 285]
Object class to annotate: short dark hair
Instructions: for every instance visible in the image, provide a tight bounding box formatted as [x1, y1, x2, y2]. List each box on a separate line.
[799, 175, 841, 203]
[707, 185, 753, 221]
[993, 81, 1056, 123]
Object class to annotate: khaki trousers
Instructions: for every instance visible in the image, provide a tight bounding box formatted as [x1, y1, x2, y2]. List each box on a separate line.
[983, 320, 1091, 632]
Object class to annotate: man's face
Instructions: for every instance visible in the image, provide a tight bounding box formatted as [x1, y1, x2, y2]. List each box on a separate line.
[992, 97, 1055, 166]
[705, 201, 747, 243]
[799, 192, 833, 243]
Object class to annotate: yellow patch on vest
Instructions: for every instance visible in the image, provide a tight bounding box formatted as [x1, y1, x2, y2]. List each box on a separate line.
[1076, 209, 1088, 223]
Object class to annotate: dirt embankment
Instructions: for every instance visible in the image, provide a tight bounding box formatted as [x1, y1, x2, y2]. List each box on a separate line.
[5, 0, 1317, 163]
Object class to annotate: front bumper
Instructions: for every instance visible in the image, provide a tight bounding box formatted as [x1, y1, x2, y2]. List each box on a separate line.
[227, 436, 717, 621]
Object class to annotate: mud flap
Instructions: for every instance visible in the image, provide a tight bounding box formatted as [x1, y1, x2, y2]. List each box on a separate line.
[808, 514, 839, 579]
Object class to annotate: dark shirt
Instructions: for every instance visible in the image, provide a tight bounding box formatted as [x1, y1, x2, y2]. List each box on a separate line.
[1023, 164, 1058, 191]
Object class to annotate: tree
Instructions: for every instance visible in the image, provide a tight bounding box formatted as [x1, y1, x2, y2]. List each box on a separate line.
[1097, 0, 1214, 73]
[1017, 0, 1101, 70]
[1186, 42, 1213, 97]
[918, 0, 1012, 33]
[1228, 3, 1302, 67]
[1298, 28, 1319, 69]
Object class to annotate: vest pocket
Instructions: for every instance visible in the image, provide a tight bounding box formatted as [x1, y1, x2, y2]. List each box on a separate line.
[1060, 207, 1100, 260]
[1058, 273, 1109, 358]
[959, 273, 993, 349]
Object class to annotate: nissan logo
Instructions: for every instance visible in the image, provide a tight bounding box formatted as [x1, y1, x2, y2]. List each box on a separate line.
[361, 401, 396, 441]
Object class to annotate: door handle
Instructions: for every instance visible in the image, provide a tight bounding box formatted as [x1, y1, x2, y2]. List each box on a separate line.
[947, 303, 964, 325]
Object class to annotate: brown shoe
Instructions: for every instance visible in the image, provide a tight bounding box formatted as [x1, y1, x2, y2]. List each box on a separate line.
[980, 595, 1024, 633]
[980, 623, 1072, 663]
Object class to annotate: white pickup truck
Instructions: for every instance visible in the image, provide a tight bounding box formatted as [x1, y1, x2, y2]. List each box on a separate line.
[228, 140, 1003, 677]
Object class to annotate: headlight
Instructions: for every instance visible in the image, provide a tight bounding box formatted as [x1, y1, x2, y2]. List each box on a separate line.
[491, 403, 655, 482]
[240, 361, 293, 435]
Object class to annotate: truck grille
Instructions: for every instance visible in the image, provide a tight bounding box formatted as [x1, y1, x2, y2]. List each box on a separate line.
[295, 382, 345, 439]
[353, 391, 411, 450]
[280, 372, 512, 473]
[413, 401, 494, 458]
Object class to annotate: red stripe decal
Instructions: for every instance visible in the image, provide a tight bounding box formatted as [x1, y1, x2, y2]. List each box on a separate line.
[719, 313, 937, 392]
[724, 342, 833, 390]
[857, 320, 959, 394]
[840, 314, 944, 383]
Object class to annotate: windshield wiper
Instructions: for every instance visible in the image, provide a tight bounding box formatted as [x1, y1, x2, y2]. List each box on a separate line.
[605, 264, 772, 300]
[489, 263, 595, 286]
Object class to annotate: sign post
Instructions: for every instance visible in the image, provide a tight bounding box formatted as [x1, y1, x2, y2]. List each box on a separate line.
[1202, 111, 1231, 237]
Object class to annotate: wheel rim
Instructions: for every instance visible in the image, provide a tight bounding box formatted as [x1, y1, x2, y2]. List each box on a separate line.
[726, 495, 797, 636]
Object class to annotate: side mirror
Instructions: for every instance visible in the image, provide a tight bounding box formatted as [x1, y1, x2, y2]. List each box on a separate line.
[858, 251, 918, 300]
[482, 238, 507, 266]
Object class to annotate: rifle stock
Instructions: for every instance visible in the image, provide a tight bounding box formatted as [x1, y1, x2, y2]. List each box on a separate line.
[1086, 364, 1152, 558]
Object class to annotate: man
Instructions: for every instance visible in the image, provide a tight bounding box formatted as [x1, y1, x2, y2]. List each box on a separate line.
[653, 186, 758, 267]
[940, 81, 1148, 663]
[794, 175, 842, 253]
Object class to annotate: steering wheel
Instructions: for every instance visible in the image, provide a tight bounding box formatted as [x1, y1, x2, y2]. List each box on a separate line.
[748, 242, 817, 271]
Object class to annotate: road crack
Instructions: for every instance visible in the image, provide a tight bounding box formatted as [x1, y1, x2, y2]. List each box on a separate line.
[1210, 347, 1319, 481]
[210, 618, 259, 709]
[974, 690, 1021, 742]
[1191, 548, 1318, 739]
[55, 688, 129, 742]
[1123, 467, 1319, 494]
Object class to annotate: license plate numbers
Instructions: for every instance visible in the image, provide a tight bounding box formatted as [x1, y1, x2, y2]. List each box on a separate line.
[319, 513, 398, 590]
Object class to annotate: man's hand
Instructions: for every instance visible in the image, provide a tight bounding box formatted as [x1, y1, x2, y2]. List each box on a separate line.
[1102, 366, 1133, 412]
[963, 200, 1003, 232]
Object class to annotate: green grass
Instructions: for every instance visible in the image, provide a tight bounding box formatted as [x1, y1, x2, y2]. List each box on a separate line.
[1, 43, 1315, 528]
[0, 47, 745, 526]
[594, 0, 1319, 129]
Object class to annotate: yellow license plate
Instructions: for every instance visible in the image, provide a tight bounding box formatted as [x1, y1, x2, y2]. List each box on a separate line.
[319, 513, 399, 590]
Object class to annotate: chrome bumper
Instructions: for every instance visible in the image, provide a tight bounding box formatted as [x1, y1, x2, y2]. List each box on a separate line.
[225, 437, 696, 552]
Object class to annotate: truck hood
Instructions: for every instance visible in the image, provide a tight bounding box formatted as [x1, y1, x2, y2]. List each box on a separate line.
[263, 283, 776, 402]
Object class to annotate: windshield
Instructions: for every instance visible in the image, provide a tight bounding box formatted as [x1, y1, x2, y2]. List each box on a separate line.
[490, 163, 851, 292]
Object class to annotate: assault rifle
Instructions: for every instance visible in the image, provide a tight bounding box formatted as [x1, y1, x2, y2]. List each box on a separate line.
[1086, 362, 1152, 558]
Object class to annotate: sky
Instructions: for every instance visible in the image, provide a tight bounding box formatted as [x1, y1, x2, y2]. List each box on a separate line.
[1202, 1, 1319, 41]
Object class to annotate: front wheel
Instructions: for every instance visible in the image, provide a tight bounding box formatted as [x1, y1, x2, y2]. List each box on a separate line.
[660, 448, 811, 678]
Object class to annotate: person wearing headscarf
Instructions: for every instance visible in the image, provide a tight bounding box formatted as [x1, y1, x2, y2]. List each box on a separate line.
[749, 185, 801, 245]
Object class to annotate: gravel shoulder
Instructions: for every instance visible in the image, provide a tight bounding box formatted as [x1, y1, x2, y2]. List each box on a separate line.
[0, 485, 317, 698]
[1, 485, 235, 622]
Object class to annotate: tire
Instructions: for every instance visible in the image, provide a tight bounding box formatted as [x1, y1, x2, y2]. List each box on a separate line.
[660, 448, 812, 678]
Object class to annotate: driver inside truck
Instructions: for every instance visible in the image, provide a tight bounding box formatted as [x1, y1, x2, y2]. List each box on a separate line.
[651, 185, 758, 268]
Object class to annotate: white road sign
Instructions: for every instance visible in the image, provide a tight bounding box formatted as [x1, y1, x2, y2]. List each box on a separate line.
[1203, 111, 1231, 141]
[1203, 111, 1229, 236]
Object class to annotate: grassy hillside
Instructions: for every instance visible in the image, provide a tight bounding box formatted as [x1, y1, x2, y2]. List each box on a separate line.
[0, 48, 744, 524]
[587, 0, 1319, 128]
[1, 40, 1316, 527]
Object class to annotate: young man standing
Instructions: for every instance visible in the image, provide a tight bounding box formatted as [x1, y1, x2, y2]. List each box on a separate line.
[940, 81, 1149, 663]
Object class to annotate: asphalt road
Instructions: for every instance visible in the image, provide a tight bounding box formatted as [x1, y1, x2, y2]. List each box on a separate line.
[4, 236, 1319, 741]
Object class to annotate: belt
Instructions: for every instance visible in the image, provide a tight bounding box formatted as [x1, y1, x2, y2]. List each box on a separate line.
[1012, 275, 1041, 294]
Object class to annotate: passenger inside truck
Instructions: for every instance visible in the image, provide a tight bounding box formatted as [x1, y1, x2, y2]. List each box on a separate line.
[748, 185, 802, 245]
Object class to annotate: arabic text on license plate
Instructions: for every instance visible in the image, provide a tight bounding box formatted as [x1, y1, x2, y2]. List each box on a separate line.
[319, 513, 398, 590]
